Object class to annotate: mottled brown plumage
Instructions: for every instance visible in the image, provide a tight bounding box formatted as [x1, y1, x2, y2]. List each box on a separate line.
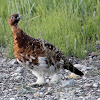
[8, 14, 83, 85]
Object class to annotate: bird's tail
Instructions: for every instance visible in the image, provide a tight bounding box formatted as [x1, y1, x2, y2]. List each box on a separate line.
[62, 57, 84, 76]
[63, 62, 84, 76]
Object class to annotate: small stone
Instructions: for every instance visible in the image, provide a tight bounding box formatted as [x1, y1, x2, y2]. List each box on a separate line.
[82, 67, 91, 71]
[39, 92, 44, 97]
[82, 76, 87, 80]
[48, 87, 53, 91]
[25, 94, 33, 99]
[10, 98, 16, 100]
[92, 83, 99, 88]
[11, 73, 21, 77]
[62, 79, 75, 87]
[1, 58, 7, 64]
[34, 92, 39, 97]
[89, 57, 93, 62]
[85, 67, 91, 70]
[84, 83, 92, 87]
[46, 78, 50, 83]
[9, 59, 17, 65]
[79, 96, 84, 99]
[15, 75, 23, 80]
[91, 52, 98, 57]
[45, 87, 53, 95]
[69, 79, 75, 87]
[97, 98, 100, 100]
[74, 64, 87, 70]
[16, 67, 24, 73]
[67, 73, 79, 79]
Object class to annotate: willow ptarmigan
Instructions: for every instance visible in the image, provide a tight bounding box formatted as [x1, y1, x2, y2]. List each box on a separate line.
[8, 14, 83, 85]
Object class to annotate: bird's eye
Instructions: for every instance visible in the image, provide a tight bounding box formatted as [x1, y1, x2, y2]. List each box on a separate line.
[11, 16, 14, 19]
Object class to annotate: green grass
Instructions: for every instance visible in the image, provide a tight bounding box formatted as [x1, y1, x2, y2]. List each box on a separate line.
[0, 0, 100, 58]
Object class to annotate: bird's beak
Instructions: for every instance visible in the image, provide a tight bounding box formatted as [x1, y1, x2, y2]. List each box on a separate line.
[17, 15, 22, 21]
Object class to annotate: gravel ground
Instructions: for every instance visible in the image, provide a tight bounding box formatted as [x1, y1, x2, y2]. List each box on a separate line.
[0, 51, 100, 100]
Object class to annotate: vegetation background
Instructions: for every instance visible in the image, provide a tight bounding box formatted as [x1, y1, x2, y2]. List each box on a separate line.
[0, 0, 100, 58]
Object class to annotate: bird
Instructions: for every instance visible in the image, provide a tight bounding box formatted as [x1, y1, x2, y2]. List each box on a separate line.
[8, 14, 84, 85]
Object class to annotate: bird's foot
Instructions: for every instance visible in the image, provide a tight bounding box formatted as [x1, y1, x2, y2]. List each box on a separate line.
[27, 82, 42, 87]
[50, 74, 59, 84]
[27, 76, 45, 87]
[27, 82, 48, 88]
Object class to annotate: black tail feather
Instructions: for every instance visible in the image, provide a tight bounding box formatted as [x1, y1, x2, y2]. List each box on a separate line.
[63, 62, 84, 76]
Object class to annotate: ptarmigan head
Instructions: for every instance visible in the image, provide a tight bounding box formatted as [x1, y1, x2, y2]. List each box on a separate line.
[8, 14, 21, 26]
